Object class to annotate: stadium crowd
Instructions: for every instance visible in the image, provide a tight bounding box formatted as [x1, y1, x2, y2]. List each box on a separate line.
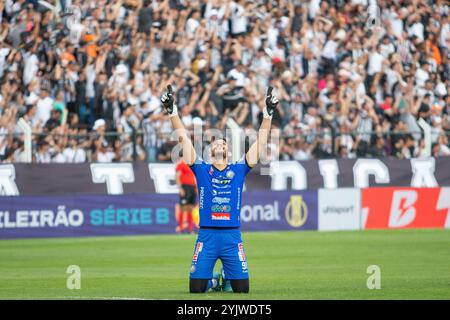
[0, 0, 449, 163]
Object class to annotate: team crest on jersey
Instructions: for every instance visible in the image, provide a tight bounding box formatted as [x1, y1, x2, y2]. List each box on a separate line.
[226, 170, 235, 179]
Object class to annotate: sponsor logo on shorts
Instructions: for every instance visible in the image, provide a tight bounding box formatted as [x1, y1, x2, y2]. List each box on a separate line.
[238, 243, 248, 272]
[211, 212, 230, 220]
[211, 204, 231, 212]
[238, 243, 246, 262]
[192, 242, 203, 262]
[212, 197, 230, 204]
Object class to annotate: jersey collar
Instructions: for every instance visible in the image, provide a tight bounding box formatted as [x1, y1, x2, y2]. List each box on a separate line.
[212, 163, 229, 172]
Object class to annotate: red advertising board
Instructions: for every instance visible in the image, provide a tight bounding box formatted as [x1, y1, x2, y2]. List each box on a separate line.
[362, 187, 450, 229]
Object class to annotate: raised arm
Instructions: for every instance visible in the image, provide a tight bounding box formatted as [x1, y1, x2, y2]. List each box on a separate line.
[246, 87, 279, 167]
[160, 85, 197, 165]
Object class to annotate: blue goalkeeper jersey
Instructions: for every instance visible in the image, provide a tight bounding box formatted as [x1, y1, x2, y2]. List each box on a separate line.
[189, 156, 252, 227]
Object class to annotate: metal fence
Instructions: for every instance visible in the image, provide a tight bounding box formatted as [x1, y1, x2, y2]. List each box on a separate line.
[1, 126, 449, 163]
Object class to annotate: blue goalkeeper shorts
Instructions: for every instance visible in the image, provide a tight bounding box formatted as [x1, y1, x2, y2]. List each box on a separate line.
[189, 228, 249, 280]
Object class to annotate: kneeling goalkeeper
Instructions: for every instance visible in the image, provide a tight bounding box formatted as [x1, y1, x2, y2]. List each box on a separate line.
[161, 85, 278, 293]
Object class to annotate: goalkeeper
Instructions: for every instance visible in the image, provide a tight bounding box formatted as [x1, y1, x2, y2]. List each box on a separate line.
[161, 85, 278, 293]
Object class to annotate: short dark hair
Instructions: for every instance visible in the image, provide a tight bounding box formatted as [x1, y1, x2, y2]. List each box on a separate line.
[213, 137, 228, 144]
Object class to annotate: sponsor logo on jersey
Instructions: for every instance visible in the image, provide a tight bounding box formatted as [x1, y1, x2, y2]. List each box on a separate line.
[212, 178, 231, 185]
[212, 197, 230, 204]
[212, 184, 231, 189]
[211, 212, 230, 220]
[199, 187, 205, 209]
[192, 242, 203, 262]
[211, 204, 231, 212]
[212, 189, 217, 196]
[209, 167, 214, 175]
[218, 190, 231, 195]
[237, 187, 241, 210]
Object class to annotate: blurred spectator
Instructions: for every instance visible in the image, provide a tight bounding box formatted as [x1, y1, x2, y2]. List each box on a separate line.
[63, 137, 87, 163]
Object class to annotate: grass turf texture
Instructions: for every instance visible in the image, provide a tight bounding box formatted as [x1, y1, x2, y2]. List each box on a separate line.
[0, 229, 449, 300]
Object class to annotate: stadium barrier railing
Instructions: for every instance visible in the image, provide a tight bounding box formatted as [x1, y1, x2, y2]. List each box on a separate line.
[0, 128, 449, 163]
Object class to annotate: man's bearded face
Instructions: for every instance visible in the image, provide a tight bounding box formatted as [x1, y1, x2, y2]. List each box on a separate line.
[210, 139, 228, 163]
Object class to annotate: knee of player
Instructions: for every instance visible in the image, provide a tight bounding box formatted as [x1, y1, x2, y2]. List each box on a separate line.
[230, 279, 249, 293]
[189, 279, 208, 293]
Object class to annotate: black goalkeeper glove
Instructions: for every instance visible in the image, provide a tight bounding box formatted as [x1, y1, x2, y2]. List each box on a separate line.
[160, 85, 178, 117]
[263, 86, 279, 119]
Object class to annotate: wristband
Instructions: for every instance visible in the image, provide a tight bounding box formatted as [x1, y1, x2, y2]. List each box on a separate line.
[168, 104, 178, 117]
[262, 107, 273, 120]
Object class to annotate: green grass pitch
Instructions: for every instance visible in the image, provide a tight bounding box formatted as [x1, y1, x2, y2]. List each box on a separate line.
[0, 229, 449, 300]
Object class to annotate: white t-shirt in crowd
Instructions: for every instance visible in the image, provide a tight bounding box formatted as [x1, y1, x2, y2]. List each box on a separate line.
[35, 96, 54, 127]
[186, 18, 200, 39]
[85, 64, 96, 99]
[0, 127, 8, 156]
[0, 48, 11, 78]
[150, 46, 163, 71]
[51, 152, 66, 163]
[69, 23, 85, 45]
[227, 69, 246, 87]
[96, 151, 115, 163]
[63, 147, 87, 163]
[251, 55, 271, 75]
[385, 68, 399, 93]
[321, 40, 338, 61]
[415, 67, 429, 87]
[309, 0, 321, 19]
[267, 26, 279, 49]
[23, 53, 39, 85]
[36, 151, 51, 163]
[408, 22, 424, 42]
[390, 16, 403, 38]
[368, 51, 384, 75]
[380, 43, 395, 59]
[230, 2, 247, 35]
[181, 113, 193, 128]
[272, 45, 286, 62]
[294, 149, 310, 161]
[440, 23, 449, 47]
